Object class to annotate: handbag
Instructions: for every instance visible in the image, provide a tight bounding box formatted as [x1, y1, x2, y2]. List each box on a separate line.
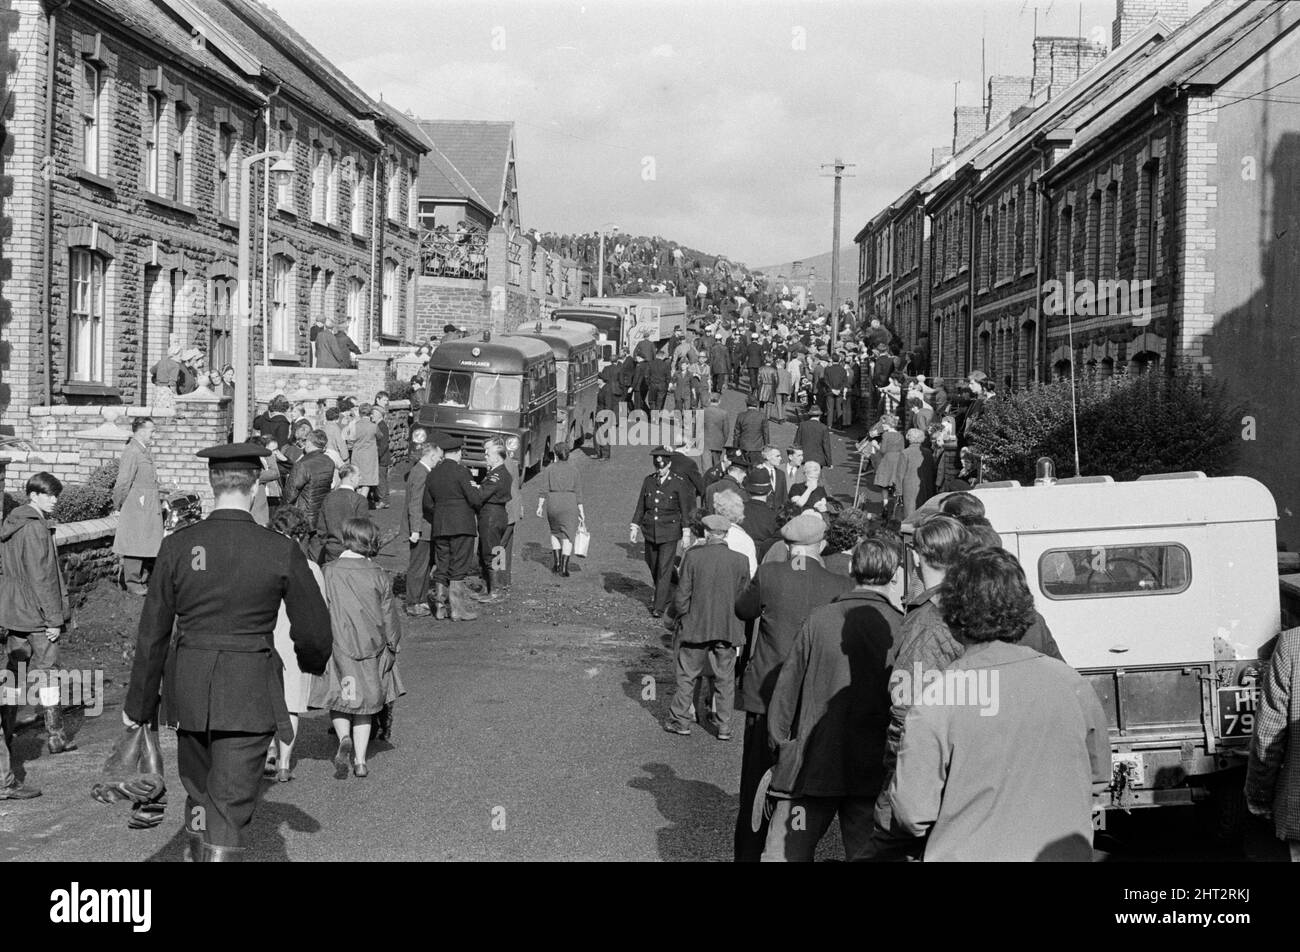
[92, 723, 166, 808]
[574, 526, 591, 558]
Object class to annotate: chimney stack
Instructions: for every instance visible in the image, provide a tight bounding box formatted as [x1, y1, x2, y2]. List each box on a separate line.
[987, 75, 1034, 128]
[931, 145, 954, 172]
[953, 106, 986, 153]
[1031, 36, 1108, 100]
[1113, 0, 1188, 49]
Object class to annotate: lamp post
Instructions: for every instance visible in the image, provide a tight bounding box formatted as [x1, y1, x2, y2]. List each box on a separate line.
[234, 151, 295, 441]
[596, 222, 618, 298]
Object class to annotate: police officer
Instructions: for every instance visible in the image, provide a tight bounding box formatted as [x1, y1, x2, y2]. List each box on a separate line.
[630, 446, 696, 618]
[423, 434, 483, 621]
[472, 437, 512, 606]
[123, 443, 331, 862]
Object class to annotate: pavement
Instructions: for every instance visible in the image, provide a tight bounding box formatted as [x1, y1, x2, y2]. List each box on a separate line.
[5, 386, 867, 862]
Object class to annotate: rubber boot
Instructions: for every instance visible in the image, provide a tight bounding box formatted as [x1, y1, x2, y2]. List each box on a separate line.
[200, 842, 245, 862]
[43, 706, 76, 754]
[448, 580, 479, 621]
[184, 832, 202, 863]
[433, 583, 450, 621]
[560, 554, 571, 578]
[469, 572, 496, 603]
[552, 551, 561, 574]
[474, 570, 506, 605]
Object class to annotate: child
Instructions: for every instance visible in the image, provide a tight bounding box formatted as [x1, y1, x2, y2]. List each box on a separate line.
[877, 374, 903, 418]
[0, 473, 74, 758]
[871, 415, 905, 518]
[318, 464, 368, 562]
[310, 518, 405, 779]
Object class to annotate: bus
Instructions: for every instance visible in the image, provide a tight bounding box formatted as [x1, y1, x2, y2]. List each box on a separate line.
[411, 334, 557, 478]
[513, 319, 601, 449]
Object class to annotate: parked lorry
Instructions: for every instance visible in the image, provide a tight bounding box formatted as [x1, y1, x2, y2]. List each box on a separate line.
[553, 294, 687, 363]
[902, 471, 1281, 840]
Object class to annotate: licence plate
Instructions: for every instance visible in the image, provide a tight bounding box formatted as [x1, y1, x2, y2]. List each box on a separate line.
[1217, 685, 1258, 738]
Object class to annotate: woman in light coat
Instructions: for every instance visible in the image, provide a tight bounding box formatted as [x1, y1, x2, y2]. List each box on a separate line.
[112, 417, 164, 595]
[347, 404, 380, 503]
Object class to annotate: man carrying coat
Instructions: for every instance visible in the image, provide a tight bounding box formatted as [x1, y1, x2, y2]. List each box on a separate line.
[423, 434, 485, 621]
[112, 417, 165, 596]
[123, 443, 331, 862]
[732, 512, 853, 860]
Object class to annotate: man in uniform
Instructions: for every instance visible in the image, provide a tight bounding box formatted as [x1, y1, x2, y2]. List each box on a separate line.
[630, 447, 695, 618]
[472, 437, 512, 606]
[704, 450, 749, 513]
[423, 434, 484, 621]
[123, 444, 331, 862]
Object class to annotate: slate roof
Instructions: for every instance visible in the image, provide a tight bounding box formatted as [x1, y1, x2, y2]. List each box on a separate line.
[200, 0, 380, 142]
[416, 120, 515, 215]
[85, 0, 255, 95]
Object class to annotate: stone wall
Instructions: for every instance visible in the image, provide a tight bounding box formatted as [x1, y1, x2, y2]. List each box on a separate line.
[57, 516, 118, 603]
[13, 391, 231, 509]
[414, 277, 491, 340]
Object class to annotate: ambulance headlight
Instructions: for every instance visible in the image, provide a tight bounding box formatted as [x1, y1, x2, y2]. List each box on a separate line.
[505, 436, 521, 455]
[411, 428, 429, 446]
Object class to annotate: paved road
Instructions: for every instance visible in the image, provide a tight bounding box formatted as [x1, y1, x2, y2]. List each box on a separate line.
[7, 389, 867, 862]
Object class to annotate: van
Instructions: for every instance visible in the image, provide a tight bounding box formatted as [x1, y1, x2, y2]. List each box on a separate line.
[411, 334, 556, 477]
[903, 472, 1280, 837]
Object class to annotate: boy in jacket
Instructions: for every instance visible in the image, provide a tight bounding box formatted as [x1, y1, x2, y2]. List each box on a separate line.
[0, 472, 75, 758]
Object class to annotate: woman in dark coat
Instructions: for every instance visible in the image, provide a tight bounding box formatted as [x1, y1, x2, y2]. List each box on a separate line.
[536, 443, 585, 576]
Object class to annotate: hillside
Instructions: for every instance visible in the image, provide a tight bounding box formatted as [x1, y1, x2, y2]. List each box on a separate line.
[535, 232, 752, 297]
[754, 246, 861, 309]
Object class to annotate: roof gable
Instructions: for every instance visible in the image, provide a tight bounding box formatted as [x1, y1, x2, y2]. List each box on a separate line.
[417, 120, 515, 216]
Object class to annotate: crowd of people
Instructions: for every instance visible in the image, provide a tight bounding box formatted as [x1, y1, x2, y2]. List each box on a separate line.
[591, 298, 1114, 862]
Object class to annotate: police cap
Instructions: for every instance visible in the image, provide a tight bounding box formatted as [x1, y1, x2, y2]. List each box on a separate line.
[435, 432, 463, 451]
[726, 450, 751, 469]
[197, 442, 271, 472]
[650, 446, 673, 460]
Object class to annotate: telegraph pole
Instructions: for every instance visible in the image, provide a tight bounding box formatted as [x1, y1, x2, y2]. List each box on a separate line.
[820, 158, 856, 353]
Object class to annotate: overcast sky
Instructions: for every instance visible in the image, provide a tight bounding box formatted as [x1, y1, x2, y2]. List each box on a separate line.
[270, 0, 1208, 267]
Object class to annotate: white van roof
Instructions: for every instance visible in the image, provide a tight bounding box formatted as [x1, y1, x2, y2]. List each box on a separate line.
[906, 473, 1277, 535]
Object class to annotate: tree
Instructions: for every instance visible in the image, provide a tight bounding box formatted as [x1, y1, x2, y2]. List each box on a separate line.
[971, 371, 1245, 483]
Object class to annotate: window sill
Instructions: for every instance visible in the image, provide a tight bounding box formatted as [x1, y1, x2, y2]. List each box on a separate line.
[143, 193, 197, 218]
[73, 168, 115, 192]
[60, 382, 123, 398]
[313, 220, 347, 239]
[217, 216, 239, 230]
[993, 277, 1014, 290]
[377, 334, 402, 347]
[268, 352, 302, 364]
[277, 207, 298, 221]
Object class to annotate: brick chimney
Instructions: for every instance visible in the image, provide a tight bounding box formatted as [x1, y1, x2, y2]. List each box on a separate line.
[931, 145, 954, 172]
[953, 106, 985, 153]
[987, 75, 1034, 128]
[1113, 0, 1188, 49]
[1031, 36, 1109, 100]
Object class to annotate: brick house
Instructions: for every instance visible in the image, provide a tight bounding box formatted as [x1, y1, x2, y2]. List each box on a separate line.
[1037, 0, 1300, 545]
[0, 0, 428, 504]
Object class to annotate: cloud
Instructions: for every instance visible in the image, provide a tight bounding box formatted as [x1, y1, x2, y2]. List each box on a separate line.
[650, 43, 675, 58]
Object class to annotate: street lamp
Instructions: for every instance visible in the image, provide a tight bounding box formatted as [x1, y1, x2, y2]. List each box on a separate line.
[234, 151, 295, 441]
[596, 222, 618, 298]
